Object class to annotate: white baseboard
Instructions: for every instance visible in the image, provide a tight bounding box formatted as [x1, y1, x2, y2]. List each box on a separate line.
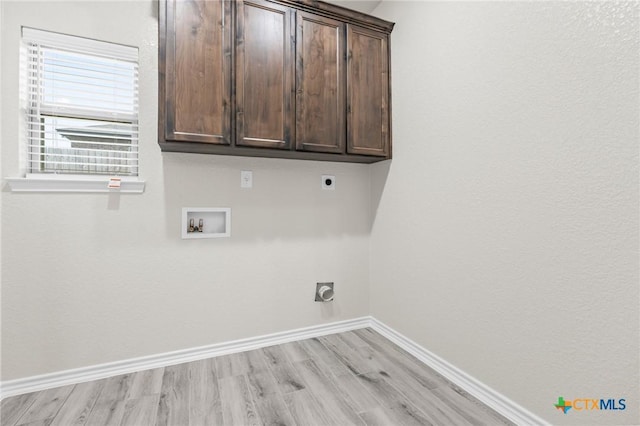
[1, 315, 547, 426]
[0, 316, 370, 400]
[370, 318, 548, 426]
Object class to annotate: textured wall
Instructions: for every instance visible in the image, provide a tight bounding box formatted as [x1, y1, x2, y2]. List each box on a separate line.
[2, 2, 639, 424]
[0, 1, 371, 381]
[370, 1, 639, 424]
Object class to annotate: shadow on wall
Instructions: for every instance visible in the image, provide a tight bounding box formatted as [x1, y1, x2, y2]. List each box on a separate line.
[160, 151, 375, 242]
[370, 160, 391, 226]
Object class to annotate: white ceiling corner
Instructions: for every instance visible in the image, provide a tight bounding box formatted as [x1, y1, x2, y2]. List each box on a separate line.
[324, 0, 383, 14]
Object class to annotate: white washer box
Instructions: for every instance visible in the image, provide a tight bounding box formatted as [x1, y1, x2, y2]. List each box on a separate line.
[182, 208, 231, 239]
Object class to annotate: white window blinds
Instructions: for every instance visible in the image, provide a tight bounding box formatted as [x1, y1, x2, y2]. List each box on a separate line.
[23, 28, 139, 176]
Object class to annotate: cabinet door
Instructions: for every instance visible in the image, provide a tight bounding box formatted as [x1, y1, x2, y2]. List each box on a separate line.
[162, 0, 232, 144]
[295, 13, 345, 154]
[236, 0, 294, 149]
[346, 25, 390, 157]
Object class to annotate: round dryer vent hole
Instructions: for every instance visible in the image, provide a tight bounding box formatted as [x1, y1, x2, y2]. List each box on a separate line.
[315, 282, 334, 302]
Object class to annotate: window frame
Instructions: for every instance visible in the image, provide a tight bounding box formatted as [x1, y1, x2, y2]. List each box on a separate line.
[8, 27, 145, 193]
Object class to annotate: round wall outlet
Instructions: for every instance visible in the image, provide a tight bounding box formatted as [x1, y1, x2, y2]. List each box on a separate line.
[321, 175, 335, 190]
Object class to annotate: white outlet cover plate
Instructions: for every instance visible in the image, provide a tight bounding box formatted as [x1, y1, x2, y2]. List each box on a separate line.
[321, 175, 335, 190]
[241, 170, 253, 188]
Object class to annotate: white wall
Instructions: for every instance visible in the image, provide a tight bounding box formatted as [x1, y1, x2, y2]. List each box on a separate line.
[2, 1, 639, 424]
[0, 0, 4, 377]
[370, 1, 639, 425]
[0, 1, 371, 381]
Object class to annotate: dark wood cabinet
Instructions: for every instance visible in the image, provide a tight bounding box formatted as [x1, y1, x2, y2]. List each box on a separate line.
[159, 0, 394, 163]
[236, 0, 295, 149]
[347, 25, 390, 157]
[160, 0, 232, 145]
[295, 12, 345, 154]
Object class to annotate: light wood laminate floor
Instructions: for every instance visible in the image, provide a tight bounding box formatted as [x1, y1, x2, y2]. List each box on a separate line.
[1, 328, 514, 425]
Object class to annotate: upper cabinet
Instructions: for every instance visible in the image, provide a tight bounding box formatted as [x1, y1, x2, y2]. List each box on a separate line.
[347, 25, 390, 157]
[296, 12, 345, 154]
[160, 0, 232, 145]
[159, 0, 394, 163]
[236, 0, 295, 149]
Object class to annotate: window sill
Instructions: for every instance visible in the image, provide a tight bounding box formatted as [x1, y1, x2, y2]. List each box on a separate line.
[6, 175, 145, 193]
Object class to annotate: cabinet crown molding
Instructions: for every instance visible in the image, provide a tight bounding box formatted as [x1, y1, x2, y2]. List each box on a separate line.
[274, 0, 395, 33]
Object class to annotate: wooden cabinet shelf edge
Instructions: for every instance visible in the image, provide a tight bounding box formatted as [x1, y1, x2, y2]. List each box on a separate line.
[159, 0, 394, 164]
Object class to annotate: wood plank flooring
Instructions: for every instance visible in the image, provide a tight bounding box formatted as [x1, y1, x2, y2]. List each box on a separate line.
[1, 328, 514, 425]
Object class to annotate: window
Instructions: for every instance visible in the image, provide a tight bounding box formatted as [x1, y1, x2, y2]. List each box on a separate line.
[23, 28, 139, 177]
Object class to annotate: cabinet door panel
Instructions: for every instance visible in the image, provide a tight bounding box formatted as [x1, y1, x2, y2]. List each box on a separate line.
[347, 25, 390, 157]
[164, 0, 231, 144]
[236, 0, 294, 149]
[295, 13, 345, 153]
